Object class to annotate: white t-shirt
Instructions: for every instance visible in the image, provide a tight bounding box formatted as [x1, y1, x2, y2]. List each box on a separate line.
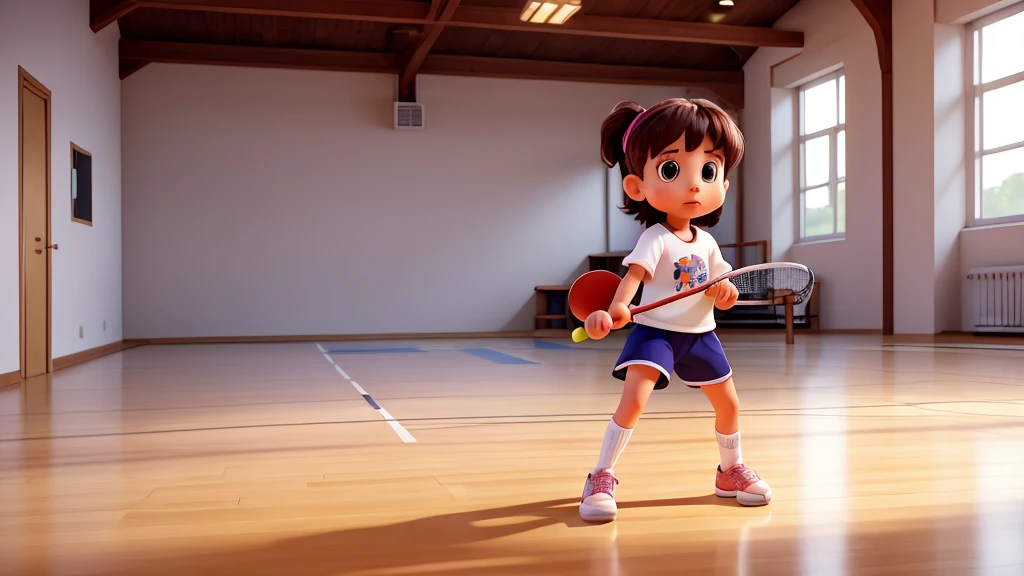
[621, 223, 732, 333]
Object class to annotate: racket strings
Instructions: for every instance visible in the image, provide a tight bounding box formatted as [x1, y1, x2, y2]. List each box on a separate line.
[731, 267, 813, 303]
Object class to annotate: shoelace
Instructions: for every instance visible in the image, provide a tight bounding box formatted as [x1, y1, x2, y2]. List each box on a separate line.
[727, 466, 759, 487]
[590, 472, 618, 495]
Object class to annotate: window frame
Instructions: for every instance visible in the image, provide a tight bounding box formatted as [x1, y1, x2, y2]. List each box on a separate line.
[70, 143, 93, 227]
[965, 1, 1024, 228]
[797, 68, 846, 241]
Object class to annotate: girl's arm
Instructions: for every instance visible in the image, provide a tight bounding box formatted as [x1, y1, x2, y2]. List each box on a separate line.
[609, 264, 646, 327]
[584, 264, 646, 339]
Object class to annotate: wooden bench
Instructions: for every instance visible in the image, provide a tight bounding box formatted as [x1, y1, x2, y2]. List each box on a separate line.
[534, 285, 571, 330]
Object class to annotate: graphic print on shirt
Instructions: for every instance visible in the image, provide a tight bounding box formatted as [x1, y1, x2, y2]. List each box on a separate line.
[673, 255, 708, 291]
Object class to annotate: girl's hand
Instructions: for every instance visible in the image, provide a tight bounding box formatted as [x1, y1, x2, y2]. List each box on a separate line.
[584, 310, 612, 340]
[584, 303, 632, 340]
[608, 301, 632, 329]
[706, 280, 739, 310]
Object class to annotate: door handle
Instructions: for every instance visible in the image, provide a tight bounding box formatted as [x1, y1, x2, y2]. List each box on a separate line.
[34, 244, 57, 255]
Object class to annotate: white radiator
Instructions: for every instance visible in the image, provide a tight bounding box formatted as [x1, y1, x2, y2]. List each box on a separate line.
[967, 265, 1024, 333]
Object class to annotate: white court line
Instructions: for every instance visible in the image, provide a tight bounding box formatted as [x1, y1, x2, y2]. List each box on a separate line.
[316, 343, 416, 443]
[349, 380, 368, 395]
[378, 407, 417, 443]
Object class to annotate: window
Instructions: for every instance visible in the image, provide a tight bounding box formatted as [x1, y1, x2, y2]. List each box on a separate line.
[968, 4, 1024, 225]
[798, 70, 845, 240]
[71, 143, 92, 226]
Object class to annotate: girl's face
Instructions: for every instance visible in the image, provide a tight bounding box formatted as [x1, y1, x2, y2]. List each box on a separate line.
[623, 133, 729, 222]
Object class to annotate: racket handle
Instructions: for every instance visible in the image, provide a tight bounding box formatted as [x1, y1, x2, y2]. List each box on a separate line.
[571, 327, 590, 343]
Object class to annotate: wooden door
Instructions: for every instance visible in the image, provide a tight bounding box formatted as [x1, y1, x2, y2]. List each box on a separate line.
[19, 68, 51, 379]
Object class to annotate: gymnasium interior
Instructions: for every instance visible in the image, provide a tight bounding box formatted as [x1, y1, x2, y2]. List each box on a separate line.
[2, 0, 1024, 574]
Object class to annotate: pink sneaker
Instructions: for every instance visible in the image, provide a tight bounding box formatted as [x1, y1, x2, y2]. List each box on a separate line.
[580, 469, 618, 522]
[715, 464, 772, 506]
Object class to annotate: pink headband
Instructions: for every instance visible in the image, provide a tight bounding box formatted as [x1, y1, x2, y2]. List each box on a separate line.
[621, 108, 650, 150]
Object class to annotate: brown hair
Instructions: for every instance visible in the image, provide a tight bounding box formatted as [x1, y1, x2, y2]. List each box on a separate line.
[600, 98, 744, 228]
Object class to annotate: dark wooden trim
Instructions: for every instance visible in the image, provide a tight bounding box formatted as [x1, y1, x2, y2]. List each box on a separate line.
[70, 143, 94, 227]
[849, 0, 893, 335]
[52, 341, 144, 372]
[450, 6, 804, 48]
[114, 0, 802, 48]
[120, 40, 402, 73]
[399, 0, 461, 102]
[91, 0, 140, 32]
[0, 371, 21, 389]
[421, 54, 745, 109]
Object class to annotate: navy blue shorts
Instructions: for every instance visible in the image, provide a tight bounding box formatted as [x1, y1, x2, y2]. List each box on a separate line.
[612, 324, 732, 390]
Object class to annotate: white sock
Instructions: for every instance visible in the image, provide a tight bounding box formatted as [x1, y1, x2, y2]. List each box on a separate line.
[716, 430, 743, 470]
[593, 418, 633, 474]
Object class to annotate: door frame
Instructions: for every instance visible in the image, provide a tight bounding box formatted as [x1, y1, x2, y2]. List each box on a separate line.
[18, 66, 53, 378]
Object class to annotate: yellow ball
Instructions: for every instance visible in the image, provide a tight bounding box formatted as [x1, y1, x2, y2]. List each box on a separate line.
[571, 327, 588, 343]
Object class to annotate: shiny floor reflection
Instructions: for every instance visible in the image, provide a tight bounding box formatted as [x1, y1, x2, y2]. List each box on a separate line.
[1, 334, 1023, 575]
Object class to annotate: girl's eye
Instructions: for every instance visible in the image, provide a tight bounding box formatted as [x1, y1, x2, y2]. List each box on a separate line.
[701, 161, 718, 183]
[658, 160, 679, 182]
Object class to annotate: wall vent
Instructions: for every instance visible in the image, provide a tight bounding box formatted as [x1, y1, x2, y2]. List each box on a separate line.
[394, 102, 424, 130]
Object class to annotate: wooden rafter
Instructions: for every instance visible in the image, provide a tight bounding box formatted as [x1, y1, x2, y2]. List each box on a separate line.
[399, 0, 461, 102]
[118, 40, 744, 108]
[120, 40, 402, 73]
[90, 0, 141, 32]
[95, 0, 803, 48]
[449, 6, 803, 48]
[421, 54, 744, 109]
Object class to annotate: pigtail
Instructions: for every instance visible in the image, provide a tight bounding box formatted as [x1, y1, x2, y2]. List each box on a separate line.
[600, 101, 644, 180]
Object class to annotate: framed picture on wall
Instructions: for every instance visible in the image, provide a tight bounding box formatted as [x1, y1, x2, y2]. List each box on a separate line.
[71, 143, 92, 226]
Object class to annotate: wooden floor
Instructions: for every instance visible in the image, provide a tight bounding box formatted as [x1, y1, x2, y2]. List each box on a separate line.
[2, 332, 1024, 575]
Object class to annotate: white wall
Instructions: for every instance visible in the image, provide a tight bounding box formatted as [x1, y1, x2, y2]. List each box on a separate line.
[937, 0, 1021, 23]
[933, 0, 1024, 330]
[0, 0, 122, 374]
[122, 65, 730, 338]
[742, 0, 882, 330]
[892, 0, 940, 334]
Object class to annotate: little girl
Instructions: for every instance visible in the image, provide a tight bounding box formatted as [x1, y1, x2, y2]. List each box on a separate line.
[579, 98, 771, 522]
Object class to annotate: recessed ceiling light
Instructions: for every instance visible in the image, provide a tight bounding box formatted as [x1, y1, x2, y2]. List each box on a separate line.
[521, 0, 582, 24]
[720, 0, 735, 6]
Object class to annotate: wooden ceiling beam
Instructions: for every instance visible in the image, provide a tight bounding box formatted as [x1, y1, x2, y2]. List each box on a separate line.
[399, 0, 461, 102]
[119, 40, 402, 75]
[103, 0, 802, 48]
[449, 6, 803, 48]
[117, 40, 744, 108]
[420, 54, 744, 109]
[134, 0, 430, 24]
[91, 0, 141, 32]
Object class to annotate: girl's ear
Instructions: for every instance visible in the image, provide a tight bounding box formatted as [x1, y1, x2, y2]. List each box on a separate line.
[723, 179, 730, 194]
[623, 174, 645, 202]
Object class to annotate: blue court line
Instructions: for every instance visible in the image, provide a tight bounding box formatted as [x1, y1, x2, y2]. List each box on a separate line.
[458, 348, 539, 365]
[361, 394, 381, 410]
[533, 339, 573, 350]
[327, 347, 426, 354]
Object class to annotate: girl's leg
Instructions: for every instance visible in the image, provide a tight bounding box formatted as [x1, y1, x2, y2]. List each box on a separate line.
[701, 377, 741, 467]
[702, 378, 772, 506]
[580, 364, 660, 522]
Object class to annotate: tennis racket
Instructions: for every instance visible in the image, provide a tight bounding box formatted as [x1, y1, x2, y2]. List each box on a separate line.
[568, 262, 814, 343]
